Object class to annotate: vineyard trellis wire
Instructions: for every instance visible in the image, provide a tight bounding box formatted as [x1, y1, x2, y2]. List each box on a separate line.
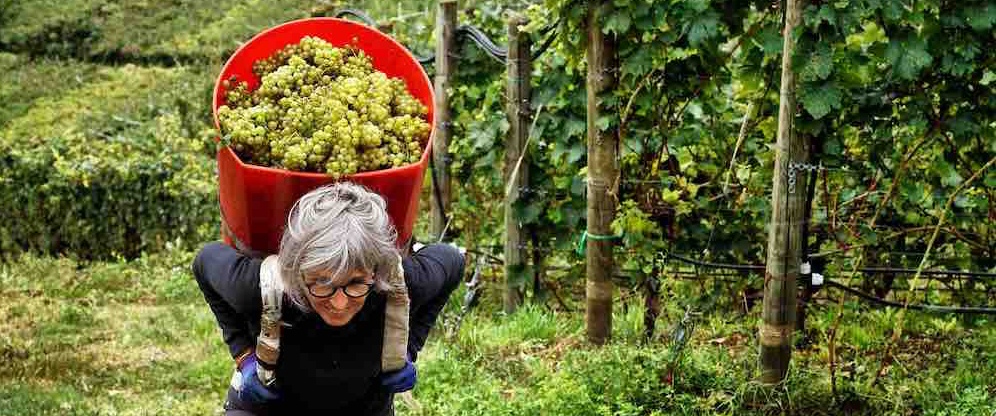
[334, 8, 560, 67]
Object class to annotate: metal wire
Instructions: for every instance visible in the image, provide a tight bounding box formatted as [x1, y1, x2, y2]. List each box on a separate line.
[531, 22, 558, 60]
[418, 54, 435, 65]
[456, 25, 507, 64]
[334, 9, 377, 27]
[824, 280, 996, 315]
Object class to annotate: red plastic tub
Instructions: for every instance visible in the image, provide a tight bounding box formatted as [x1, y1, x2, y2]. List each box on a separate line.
[212, 18, 434, 254]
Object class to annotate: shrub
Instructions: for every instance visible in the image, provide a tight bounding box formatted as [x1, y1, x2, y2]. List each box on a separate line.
[0, 53, 100, 125]
[0, 65, 217, 259]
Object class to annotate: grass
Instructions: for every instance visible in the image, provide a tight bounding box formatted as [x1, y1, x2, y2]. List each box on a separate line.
[0, 248, 228, 414]
[1, 248, 994, 415]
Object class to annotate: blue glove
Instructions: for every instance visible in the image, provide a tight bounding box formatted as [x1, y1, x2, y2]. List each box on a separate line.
[237, 354, 279, 404]
[380, 358, 417, 393]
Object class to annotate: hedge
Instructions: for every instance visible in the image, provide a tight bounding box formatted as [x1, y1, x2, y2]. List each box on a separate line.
[0, 0, 103, 57]
[0, 64, 218, 259]
[1, 0, 437, 62]
[150, 0, 321, 60]
[0, 53, 101, 126]
[1, 0, 329, 61]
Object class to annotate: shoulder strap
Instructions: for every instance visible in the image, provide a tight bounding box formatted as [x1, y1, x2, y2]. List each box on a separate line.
[381, 254, 410, 372]
[254, 254, 411, 378]
[256, 255, 283, 386]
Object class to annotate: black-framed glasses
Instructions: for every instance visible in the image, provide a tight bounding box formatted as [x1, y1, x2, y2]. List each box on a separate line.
[306, 279, 375, 298]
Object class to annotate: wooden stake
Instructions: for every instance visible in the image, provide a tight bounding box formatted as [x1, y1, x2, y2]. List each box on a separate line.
[431, 0, 457, 239]
[504, 13, 531, 313]
[585, 0, 618, 345]
[759, 0, 807, 384]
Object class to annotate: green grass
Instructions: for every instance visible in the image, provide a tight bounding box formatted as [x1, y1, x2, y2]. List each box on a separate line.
[0, 248, 228, 414]
[1, 250, 994, 415]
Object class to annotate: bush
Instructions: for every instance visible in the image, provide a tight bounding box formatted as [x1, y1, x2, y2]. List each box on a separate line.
[0, 0, 102, 56]
[0, 0, 332, 61]
[0, 64, 217, 259]
[0, 53, 100, 125]
[151, 0, 320, 60]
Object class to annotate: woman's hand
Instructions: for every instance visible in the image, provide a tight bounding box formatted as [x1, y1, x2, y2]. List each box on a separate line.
[235, 353, 280, 404]
[379, 357, 417, 393]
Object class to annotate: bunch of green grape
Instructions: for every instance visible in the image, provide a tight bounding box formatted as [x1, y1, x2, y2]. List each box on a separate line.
[217, 36, 430, 178]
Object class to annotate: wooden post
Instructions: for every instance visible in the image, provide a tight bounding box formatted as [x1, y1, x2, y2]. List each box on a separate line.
[759, 0, 807, 384]
[431, 0, 457, 239]
[585, 0, 618, 345]
[504, 13, 531, 313]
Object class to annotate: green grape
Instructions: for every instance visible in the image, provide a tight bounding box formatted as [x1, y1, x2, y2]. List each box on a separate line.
[218, 36, 431, 176]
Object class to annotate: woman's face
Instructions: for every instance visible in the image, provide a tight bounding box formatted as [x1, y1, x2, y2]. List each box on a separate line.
[303, 269, 374, 327]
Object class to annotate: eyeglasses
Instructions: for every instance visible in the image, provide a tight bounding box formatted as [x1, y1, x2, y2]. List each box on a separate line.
[306, 278, 375, 298]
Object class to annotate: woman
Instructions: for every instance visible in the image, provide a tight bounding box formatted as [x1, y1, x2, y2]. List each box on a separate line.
[193, 182, 464, 415]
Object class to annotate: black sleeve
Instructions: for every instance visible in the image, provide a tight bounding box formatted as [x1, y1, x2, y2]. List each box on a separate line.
[191, 242, 264, 358]
[402, 244, 465, 361]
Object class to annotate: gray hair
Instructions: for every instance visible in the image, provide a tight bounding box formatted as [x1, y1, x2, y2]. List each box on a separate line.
[278, 182, 400, 312]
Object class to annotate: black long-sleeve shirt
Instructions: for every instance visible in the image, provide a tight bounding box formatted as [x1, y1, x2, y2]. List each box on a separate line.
[192, 242, 464, 415]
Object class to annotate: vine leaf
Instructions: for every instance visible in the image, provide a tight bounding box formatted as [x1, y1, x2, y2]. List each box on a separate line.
[604, 9, 632, 34]
[686, 11, 720, 47]
[799, 82, 842, 119]
[965, 4, 996, 31]
[885, 37, 932, 81]
[799, 43, 834, 82]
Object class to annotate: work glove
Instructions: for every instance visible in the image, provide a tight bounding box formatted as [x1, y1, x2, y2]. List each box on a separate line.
[379, 356, 417, 393]
[235, 353, 279, 404]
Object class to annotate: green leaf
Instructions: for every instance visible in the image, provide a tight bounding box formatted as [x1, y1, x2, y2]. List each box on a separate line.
[844, 21, 887, 52]
[686, 11, 720, 47]
[823, 138, 843, 155]
[965, 4, 996, 31]
[816, 5, 837, 26]
[984, 173, 996, 188]
[565, 117, 586, 137]
[755, 26, 784, 54]
[980, 70, 996, 86]
[596, 115, 615, 131]
[885, 37, 933, 81]
[568, 144, 584, 164]
[940, 163, 963, 188]
[799, 82, 842, 119]
[799, 43, 834, 82]
[604, 10, 632, 35]
[953, 195, 976, 209]
[621, 49, 654, 79]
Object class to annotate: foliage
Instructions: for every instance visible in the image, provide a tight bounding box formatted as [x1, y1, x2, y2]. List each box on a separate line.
[785, 0, 996, 277]
[0, 64, 217, 260]
[0, 0, 326, 61]
[151, 0, 325, 60]
[0, 53, 101, 125]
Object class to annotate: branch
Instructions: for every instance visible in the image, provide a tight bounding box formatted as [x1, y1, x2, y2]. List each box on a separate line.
[869, 154, 996, 388]
[828, 126, 938, 400]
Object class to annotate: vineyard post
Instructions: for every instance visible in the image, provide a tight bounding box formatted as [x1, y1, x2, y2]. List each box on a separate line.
[504, 13, 532, 313]
[431, 0, 457, 238]
[759, 0, 807, 384]
[585, 0, 618, 345]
